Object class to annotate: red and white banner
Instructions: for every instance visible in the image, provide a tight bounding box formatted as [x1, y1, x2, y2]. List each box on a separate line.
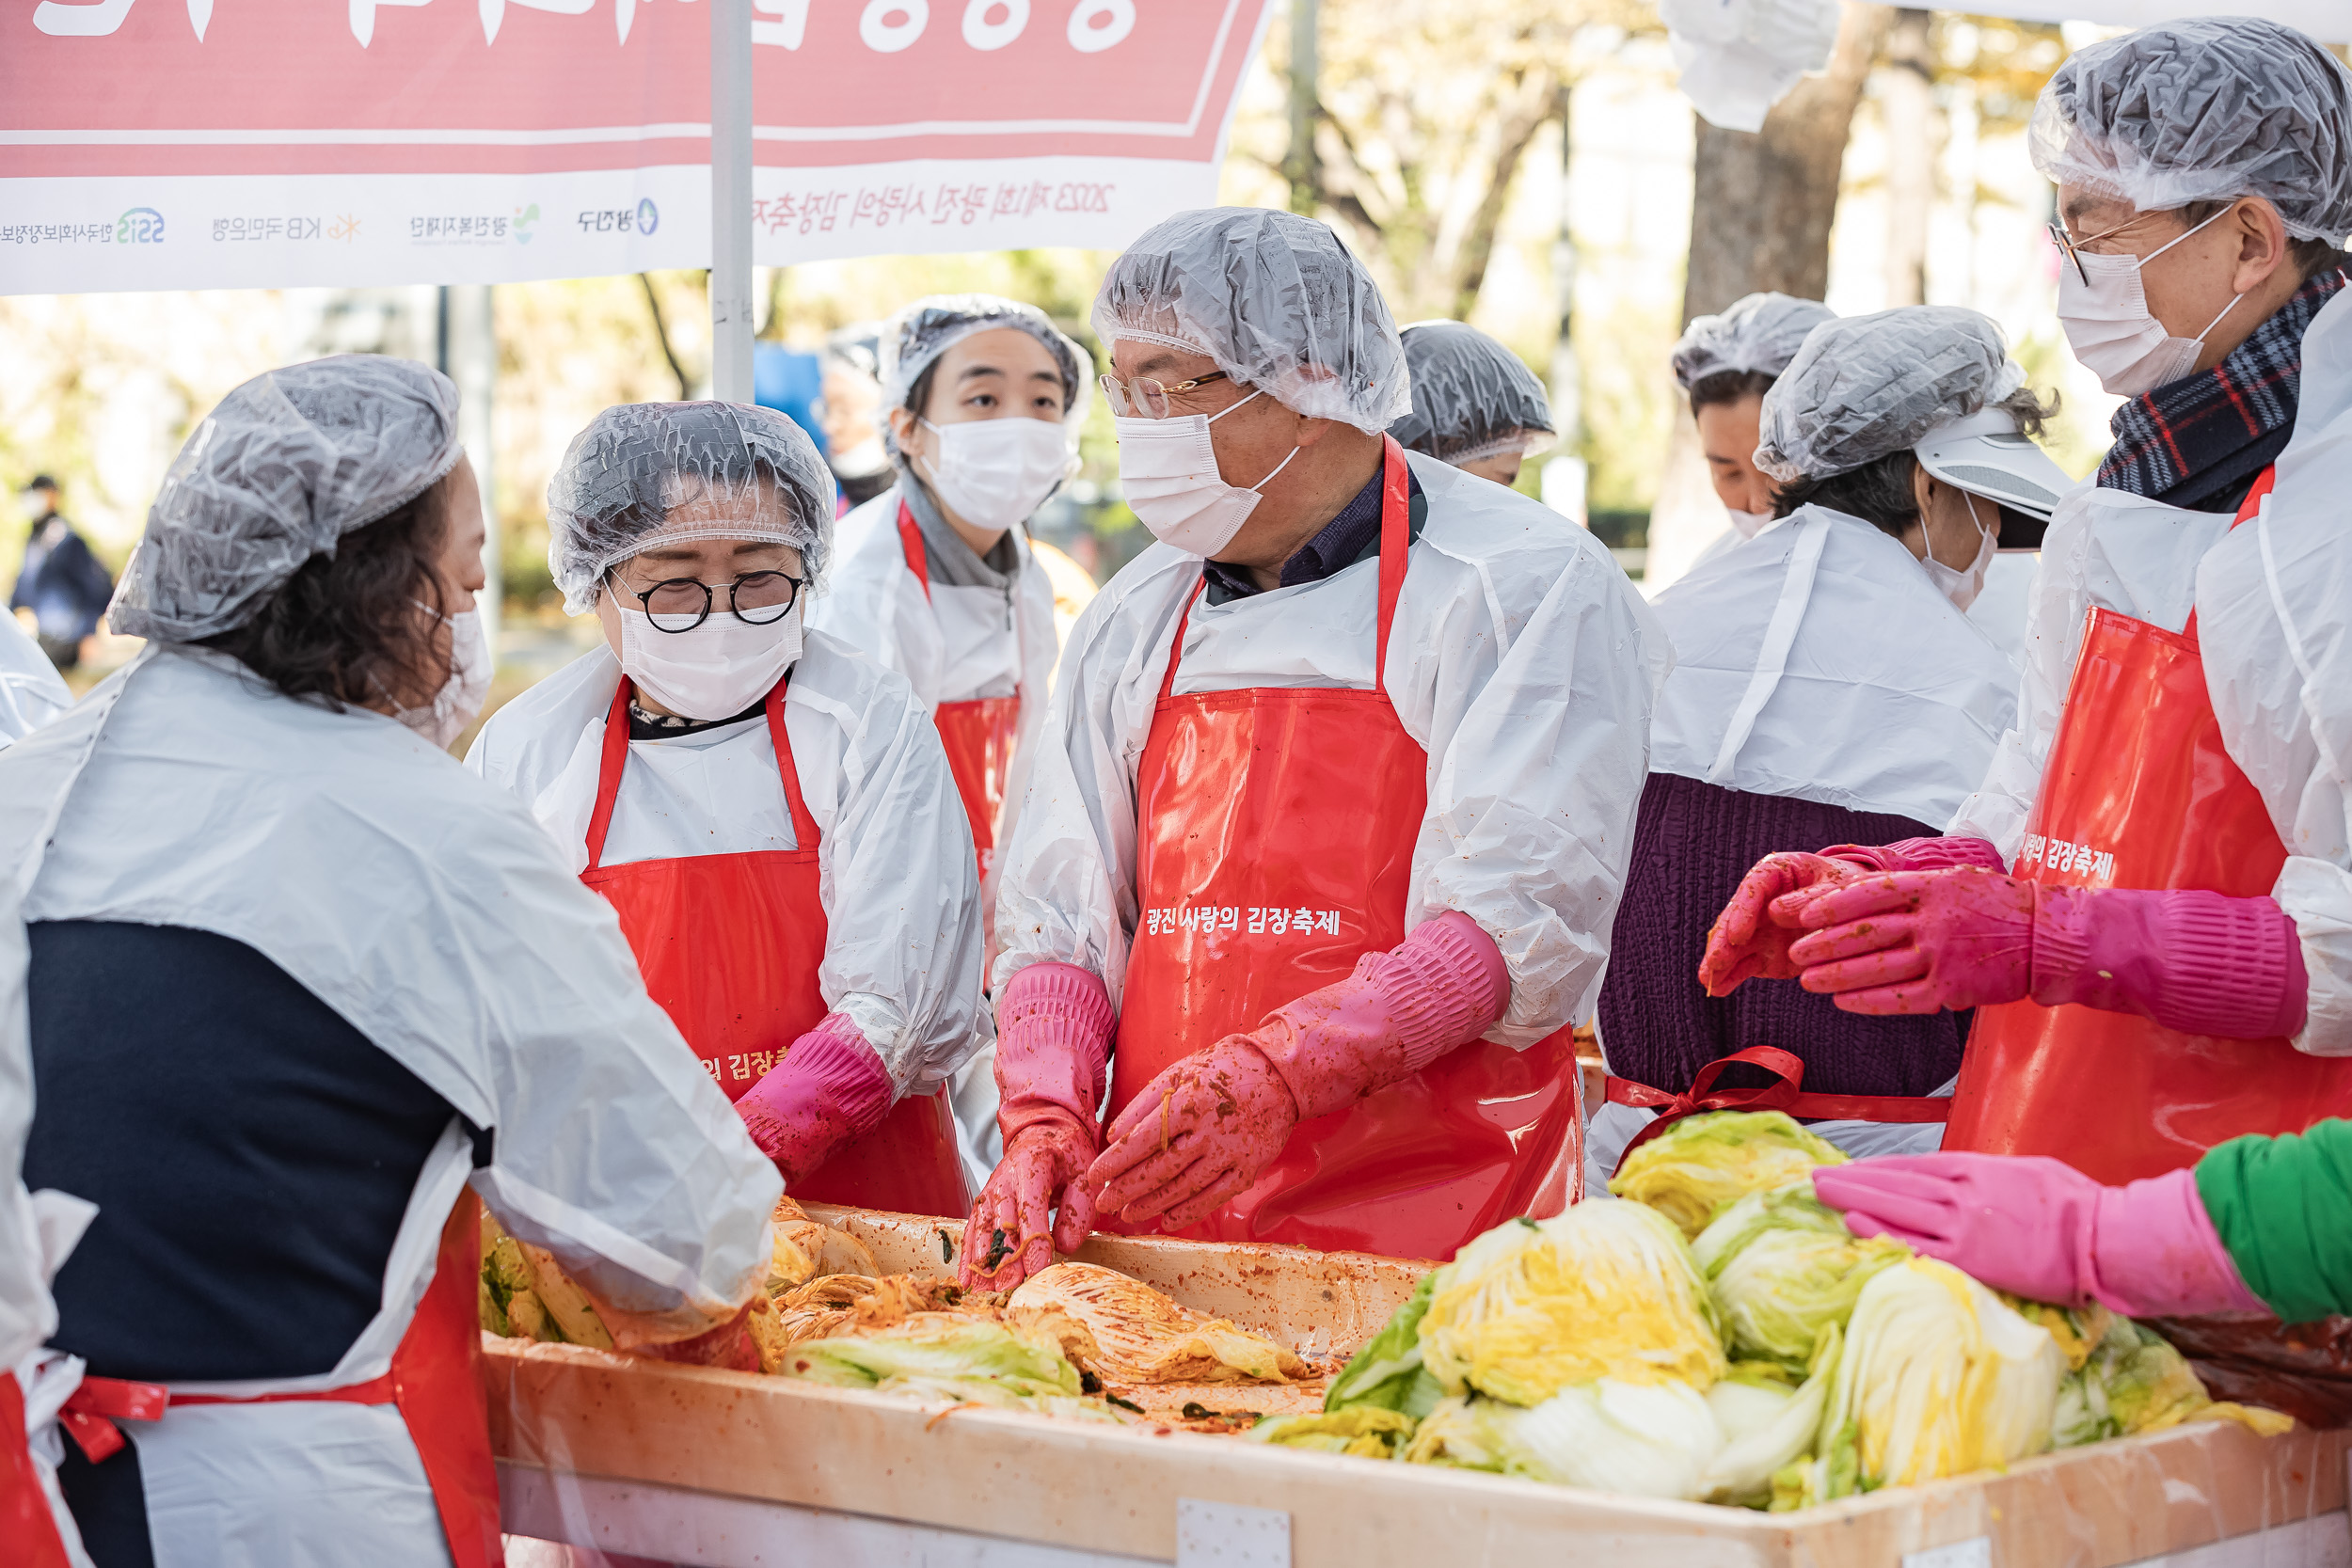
[0, 0, 1271, 293]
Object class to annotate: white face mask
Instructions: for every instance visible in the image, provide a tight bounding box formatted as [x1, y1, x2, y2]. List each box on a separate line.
[914, 416, 1072, 533]
[1114, 389, 1301, 558]
[1919, 492, 1996, 612]
[20, 493, 50, 522]
[398, 605, 493, 750]
[1725, 508, 1774, 541]
[2058, 205, 2245, 397]
[615, 599, 803, 721]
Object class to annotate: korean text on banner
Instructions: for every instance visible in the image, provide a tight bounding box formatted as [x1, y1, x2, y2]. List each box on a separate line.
[0, 0, 1274, 294]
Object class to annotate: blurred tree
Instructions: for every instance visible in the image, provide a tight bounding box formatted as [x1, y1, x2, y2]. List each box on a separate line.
[1681, 2, 1890, 325]
[1264, 0, 1653, 323]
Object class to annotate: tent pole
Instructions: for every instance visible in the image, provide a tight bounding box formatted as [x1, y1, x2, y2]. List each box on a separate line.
[708, 0, 755, 404]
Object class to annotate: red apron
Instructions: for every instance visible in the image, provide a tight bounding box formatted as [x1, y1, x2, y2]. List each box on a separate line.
[59, 1194, 502, 1568]
[1102, 436, 1583, 1262]
[580, 676, 967, 1215]
[3, 1370, 73, 1568]
[898, 504, 1022, 879]
[1946, 470, 2352, 1183]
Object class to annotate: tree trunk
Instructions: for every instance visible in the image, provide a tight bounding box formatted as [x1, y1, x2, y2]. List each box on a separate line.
[1882, 8, 1935, 308]
[1652, 2, 1890, 594]
[1679, 1, 1892, 325]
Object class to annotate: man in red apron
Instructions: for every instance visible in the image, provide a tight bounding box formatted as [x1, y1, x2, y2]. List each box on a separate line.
[1701, 21, 2352, 1175]
[961, 209, 1667, 1286]
[469, 402, 977, 1216]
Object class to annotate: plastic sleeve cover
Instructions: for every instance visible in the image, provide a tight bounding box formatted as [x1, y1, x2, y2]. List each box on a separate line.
[2195, 1120, 2352, 1323]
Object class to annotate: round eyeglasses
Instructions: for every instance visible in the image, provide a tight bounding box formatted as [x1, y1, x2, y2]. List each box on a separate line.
[607, 568, 804, 633]
[1099, 369, 1231, 420]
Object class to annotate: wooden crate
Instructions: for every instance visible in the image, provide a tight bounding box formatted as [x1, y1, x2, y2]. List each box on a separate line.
[485, 1210, 2350, 1568]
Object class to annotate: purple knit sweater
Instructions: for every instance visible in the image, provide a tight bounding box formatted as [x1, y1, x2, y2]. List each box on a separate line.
[1597, 771, 1967, 1101]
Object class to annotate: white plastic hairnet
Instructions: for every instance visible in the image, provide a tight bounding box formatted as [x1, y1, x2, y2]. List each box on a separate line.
[878, 294, 1093, 438]
[1672, 293, 1838, 391]
[2030, 18, 2352, 244]
[1388, 321, 1555, 465]
[1092, 207, 1409, 435]
[1755, 307, 2027, 483]
[548, 402, 836, 616]
[108, 356, 462, 644]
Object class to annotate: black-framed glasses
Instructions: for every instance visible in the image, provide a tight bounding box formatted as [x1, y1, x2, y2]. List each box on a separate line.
[1099, 369, 1231, 420]
[607, 568, 804, 633]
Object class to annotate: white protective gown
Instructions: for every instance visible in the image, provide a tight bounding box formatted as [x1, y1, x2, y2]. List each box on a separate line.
[806, 483, 1060, 1188]
[0, 644, 780, 1568]
[1648, 504, 2019, 826]
[2198, 289, 2352, 1057]
[0, 614, 72, 745]
[1589, 505, 2019, 1176]
[993, 450, 1671, 1046]
[466, 629, 989, 1098]
[1952, 288, 2352, 1059]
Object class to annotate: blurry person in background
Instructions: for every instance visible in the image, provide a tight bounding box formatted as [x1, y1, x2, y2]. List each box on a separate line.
[10, 477, 115, 673]
[820, 325, 895, 513]
[1670, 293, 1836, 566]
[1386, 320, 1554, 487]
[1597, 309, 2068, 1186]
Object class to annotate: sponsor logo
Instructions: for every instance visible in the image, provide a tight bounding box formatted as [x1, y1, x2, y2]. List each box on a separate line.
[410, 213, 513, 246]
[513, 202, 539, 245]
[212, 215, 342, 243]
[0, 222, 118, 246]
[577, 199, 658, 236]
[115, 207, 165, 244]
[329, 214, 362, 243]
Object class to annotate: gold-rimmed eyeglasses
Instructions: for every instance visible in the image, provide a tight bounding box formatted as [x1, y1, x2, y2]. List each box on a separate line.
[1099, 369, 1231, 420]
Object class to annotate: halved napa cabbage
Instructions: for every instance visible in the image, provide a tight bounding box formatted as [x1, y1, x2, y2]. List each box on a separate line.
[1403, 1380, 1724, 1499]
[1692, 1181, 1909, 1368]
[1775, 1258, 2063, 1505]
[1611, 1111, 1848, 1239]
[1418, 1203, 1725, 1407]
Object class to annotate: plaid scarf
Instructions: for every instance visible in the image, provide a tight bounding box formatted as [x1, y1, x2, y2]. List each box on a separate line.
[2097, 268, 2347, 513]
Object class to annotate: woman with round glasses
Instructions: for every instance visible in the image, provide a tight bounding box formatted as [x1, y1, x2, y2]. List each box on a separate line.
[469, 402, 982, 1214]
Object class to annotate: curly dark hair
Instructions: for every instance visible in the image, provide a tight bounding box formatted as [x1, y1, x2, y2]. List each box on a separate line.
[197, 472, 454, 712]
[1770, 386, 2062, 545]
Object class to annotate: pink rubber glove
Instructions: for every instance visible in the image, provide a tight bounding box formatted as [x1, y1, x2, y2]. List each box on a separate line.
[1813, 1153, 2267, 1317]
[961, 962, 1115, 1290]
[1086, 911, 1508, 1232]
[734, 1012, 893, 1185]
[1782, 866, 2035, 1012]
[1787, 871, 2309, 1033]
[1699, 852, 1874, 995]
[1702, 839, 2010, 997]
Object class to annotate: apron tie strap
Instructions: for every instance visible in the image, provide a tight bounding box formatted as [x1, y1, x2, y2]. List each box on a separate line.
[1607, 1046, 1950, 1177]
[58, 1377, 167, 1465]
